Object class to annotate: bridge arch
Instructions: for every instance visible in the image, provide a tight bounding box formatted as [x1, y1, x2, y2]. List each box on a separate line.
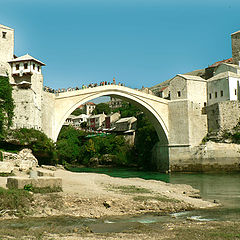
[53, 86, 169, 146]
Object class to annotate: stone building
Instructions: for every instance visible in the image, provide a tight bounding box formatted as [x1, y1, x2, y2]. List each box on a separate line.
[108, 97, 123, 109]
[78, 102, 96, 115]
[87, 113, 106, 130]
[0, 24, 46, 130]
[0, 24, 14, 77]
[114, 117, 137, 132]
[64, 114, 89, 128]
[104, 112, 120, 129]
[169, 74, 207, 108]
[207, 71, 240, 106]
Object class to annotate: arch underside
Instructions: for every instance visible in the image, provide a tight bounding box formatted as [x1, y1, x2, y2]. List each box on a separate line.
[54, 90, 169, 146]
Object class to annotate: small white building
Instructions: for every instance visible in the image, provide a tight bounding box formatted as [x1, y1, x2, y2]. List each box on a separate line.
[169, 74, 207, 108]
[114, 117, 137, 132]
[9, 54, 45, 77]
[207, 71, 240, 105]
[72, 114, 89, 127]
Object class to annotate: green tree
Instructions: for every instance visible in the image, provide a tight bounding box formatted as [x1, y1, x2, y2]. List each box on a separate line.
[8, 128, 57, 165]
[56, 126, 86, 164]
[112, 102, 140, 118]
[0, 76, 14, 139]
[71, 108, 84, 116]
[92, 103, 111, 115]
[134, 113, 158, 169]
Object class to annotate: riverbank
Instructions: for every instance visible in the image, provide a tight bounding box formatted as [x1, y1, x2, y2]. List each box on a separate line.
[0, 168, 217, 220]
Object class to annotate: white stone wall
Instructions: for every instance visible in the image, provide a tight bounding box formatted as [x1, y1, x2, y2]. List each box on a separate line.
[11, 73, 44, 130]
[207, 77, 240, 105]
[187, 80, 207, 108]
[11, 61, 42, 75]
[169, 76, 207, 108]
[41, 91, 56, 140]
[169, 100, 207, 147]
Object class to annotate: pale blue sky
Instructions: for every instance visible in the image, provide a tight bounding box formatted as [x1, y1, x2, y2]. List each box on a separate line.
[1, 0, 240, 89]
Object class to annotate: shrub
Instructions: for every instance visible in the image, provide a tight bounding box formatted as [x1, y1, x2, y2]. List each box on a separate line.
[0, 187, 33, 216]
[8, 128, 57, 165]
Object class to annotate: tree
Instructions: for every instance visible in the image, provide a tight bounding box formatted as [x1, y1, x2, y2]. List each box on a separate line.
[134, 113, 158, 169]
[92, 103, 111, 115]
[8, 128, 57, 165]
[112, 102, 140, 117]
[0, 76, 14, 139]
[71, 108, 84, 116]
[56, 126, 86, 164]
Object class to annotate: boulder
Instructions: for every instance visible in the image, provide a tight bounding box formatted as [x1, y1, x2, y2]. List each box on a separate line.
[88, 157, 99, 166]
[100, 154, 115, 165]
[16, 149, 38, 169]
[0, 162, 14, 174]
[1, 148, 38, 171]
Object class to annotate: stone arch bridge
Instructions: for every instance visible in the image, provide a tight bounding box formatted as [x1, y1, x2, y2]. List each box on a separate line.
[41, 84, 206, 171]
[47, 85, 169, 143]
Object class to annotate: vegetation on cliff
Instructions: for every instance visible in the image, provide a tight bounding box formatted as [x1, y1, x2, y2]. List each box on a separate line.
[3, 128, 57, 165]
[202, 122, 240, 144]
[0, 76, 14, 139]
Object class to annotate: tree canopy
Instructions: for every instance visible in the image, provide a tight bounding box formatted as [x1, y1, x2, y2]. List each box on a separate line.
[92, 103, 111, 115]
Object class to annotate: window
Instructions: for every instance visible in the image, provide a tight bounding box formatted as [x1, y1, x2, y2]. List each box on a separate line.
[33, 64, 35, 70]
[2, 32, 6, 39]
[38, 66, 40, 72]
[204, 102, 207, 107]
[235, 89, 237, 95]
[221, 90, 223, 97]
[24, 63, 28, 69]
[209, 93, 212, 99]
[177, 91, 181, 97]
[16, 64, 20, 70]
[215, 92, 217, 98]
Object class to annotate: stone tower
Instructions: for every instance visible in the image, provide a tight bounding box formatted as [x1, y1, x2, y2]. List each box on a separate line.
[8, 54, 45, 130]
[231, 30, 240, 65]
[0, 24, 14, 75]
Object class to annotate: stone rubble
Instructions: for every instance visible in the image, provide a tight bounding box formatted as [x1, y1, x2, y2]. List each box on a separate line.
[0, 148, 38, 173]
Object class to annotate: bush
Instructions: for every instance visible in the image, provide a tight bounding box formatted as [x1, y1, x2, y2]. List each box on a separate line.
[7, 128, 57, 165]
[0, 187, 33, 216]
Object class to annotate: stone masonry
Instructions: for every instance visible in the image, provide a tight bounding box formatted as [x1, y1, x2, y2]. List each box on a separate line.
[206, 101, 240, 133]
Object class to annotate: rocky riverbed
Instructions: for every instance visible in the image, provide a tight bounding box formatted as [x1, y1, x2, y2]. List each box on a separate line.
[0, 168, 218, 220]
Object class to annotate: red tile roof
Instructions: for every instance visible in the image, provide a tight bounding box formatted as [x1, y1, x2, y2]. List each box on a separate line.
[209, 58, 233, 68]
[160, 86, 168, 91]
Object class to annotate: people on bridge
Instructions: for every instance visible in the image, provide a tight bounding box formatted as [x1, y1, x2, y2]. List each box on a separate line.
[43, 78, 126, 94]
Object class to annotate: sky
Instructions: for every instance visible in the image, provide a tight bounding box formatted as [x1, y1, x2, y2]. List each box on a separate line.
[1, 0, 240, 90]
